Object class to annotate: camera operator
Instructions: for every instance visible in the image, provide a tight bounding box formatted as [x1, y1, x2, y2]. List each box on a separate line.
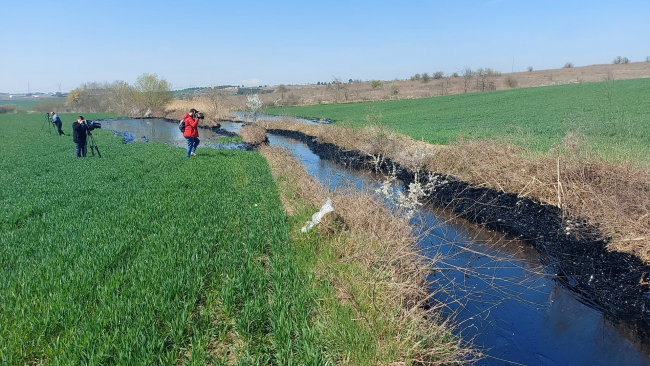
[72, 116, 88, 158]
[182, 108, 203, 157]
[50, 111, 65, 136]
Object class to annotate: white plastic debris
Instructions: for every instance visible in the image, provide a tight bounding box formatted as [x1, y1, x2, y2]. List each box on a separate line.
[301, 198, 334, 233]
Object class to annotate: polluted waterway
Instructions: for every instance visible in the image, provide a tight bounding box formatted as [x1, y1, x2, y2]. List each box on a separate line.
[100, 118, 650, 365]
[268, 134, 650, 366]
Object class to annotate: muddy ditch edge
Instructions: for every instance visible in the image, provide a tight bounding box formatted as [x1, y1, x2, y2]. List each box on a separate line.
[266, 128, 650, 340]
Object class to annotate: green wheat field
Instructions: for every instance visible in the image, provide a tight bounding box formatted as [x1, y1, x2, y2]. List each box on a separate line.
[0, 114, 323, 364]
[266, 78, 650, 160]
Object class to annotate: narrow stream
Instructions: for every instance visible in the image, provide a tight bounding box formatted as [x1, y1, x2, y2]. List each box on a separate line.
[99, 118, 650, 365]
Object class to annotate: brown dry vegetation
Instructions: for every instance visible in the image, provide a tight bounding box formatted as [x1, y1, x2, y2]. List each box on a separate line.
[238, 124, 268, 145]
[165, 97, 239, 125]
[259, 145, 474, 364]
[257, 120, 650, 264]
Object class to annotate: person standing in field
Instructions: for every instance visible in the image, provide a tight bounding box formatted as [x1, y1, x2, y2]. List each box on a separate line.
[72, 116, 88, 158]
[182, 108, 200, 157]
[51, 111, 65, 135]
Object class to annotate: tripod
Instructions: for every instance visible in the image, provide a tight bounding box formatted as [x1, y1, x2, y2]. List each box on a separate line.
[42, 113, 54, 133]
[86, 130, 102, 158]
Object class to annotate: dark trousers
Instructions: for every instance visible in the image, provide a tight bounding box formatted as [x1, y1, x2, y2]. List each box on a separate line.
[75, 142, 87, 158]
[55, 122, 64, 135]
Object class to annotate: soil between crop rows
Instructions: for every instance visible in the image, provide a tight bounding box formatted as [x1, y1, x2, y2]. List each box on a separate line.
[266, 128, 650, 340]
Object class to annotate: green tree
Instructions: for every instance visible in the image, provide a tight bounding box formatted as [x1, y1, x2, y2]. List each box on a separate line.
[134, 73, 172, 116]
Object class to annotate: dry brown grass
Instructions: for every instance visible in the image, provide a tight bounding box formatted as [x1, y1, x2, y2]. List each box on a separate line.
[428, 139, 650, 261]
[259, 145, 474, 364]
[165, 97, 238, 126]
[260, 118, 443, 172]
[239, 124, 268, 145]
[259, 122, 650, 264]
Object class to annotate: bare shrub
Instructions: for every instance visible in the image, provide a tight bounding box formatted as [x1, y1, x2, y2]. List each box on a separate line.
[439, 78, 451, 96]
[646, 56, 650, 62]
[421, 72, 431, 83]
[527, 66, 534, 72]
[451, 72, 459, 78]
[504, 75, 518, 88]
[0, 105, 25, 114]
[330, 77, 348, 102]
[66, 83, 108, 113]
[239, 124, 267, 144]
[461, 67, 474, 93]
[105, 80, 136, 115]
[475, 68, 499, 91]
[410, 73, 421, 81]
[563, 62, 574, 68]
[612, 56, 630, 64]
[275, 85, 288, 99]
[432, 71, 444, 79]
[32, 99, 66, 113]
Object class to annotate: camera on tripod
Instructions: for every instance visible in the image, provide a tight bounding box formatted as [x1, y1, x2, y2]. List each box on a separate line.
[83, 120, 102, 131]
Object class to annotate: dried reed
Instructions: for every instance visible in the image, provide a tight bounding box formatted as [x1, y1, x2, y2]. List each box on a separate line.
[165, 97, 237, 126]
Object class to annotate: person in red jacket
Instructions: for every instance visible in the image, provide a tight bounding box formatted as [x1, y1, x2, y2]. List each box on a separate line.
[182, 109, 200, 157]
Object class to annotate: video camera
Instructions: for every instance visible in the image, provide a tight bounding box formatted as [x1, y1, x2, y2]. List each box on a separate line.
[83, 120, 102, 131]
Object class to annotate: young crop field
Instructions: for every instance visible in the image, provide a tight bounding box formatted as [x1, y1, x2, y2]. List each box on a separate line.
[265, 78, 650, 159]
[0, 98, 65, 110]
[0, 114, 324, 364]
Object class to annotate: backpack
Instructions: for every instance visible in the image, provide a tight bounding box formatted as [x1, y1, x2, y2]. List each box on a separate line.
[179, 119, 185, 133]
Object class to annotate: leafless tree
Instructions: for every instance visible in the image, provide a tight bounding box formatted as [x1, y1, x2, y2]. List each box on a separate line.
[461, 67, 475, 93]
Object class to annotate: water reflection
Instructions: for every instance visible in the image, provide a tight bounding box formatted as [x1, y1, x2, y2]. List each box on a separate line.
[99, 118, 228, 148]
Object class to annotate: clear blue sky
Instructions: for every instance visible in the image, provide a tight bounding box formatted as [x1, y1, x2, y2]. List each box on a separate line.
[1, 0, 648, 93]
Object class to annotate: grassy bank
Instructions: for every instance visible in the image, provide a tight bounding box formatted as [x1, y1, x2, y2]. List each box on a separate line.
[265, 78, 650, 161]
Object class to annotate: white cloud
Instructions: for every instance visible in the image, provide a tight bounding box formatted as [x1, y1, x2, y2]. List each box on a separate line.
[243, 78, 261, 85]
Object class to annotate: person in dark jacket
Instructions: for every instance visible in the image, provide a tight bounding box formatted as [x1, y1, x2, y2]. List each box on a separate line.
[72, 116, 88, 158]
[51, 111, 65, 135]
[182, 109, 200, 157]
